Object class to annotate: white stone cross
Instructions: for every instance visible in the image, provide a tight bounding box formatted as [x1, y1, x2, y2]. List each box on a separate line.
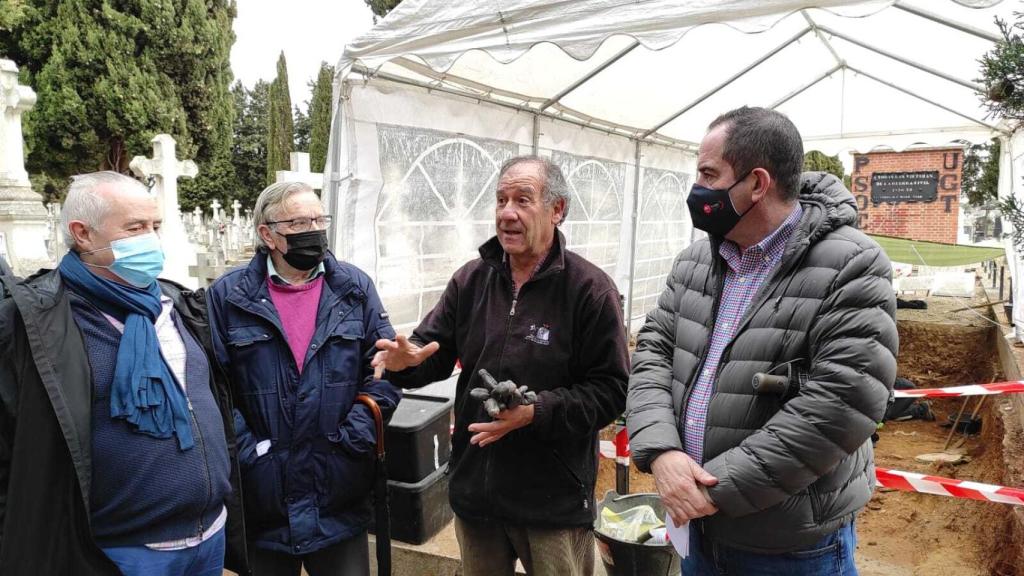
[232, 200, 242, 224]
[0, 59, 37, 187]
[129, 134, 199, 287]
[0, 59, 49, 274]
[211, 199, 222, 222]
[275, 152, 324, 190]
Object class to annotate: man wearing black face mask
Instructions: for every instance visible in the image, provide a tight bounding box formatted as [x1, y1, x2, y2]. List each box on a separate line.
[207, 182, 400, 575]
[627, 107, 897, 575]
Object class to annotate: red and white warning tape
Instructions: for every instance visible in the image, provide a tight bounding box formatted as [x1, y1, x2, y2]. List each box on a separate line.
[894, 381, 1024, 398]
[598, 429, 631, 465]
[594, 434, 1024, 507]
[875, 467, 1024, 506]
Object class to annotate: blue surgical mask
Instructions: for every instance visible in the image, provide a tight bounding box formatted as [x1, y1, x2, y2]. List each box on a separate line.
[84, 232, 165, 288]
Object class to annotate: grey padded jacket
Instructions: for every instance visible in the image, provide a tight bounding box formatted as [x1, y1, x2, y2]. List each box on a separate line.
[626, 172, 897, 553]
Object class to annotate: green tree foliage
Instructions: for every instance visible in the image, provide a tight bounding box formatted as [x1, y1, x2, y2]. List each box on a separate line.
[803, 150, 845, 181]
[294, 105, 311, 152]
[231, 80, 270, 209]
[0, 0, 236, 211]
[308, 63, 334, 173]
[364, 0, 402, 19]
[979, 13, 1024, 124]
[266, 51, 294, 184]
[962, 139, 1001, 208]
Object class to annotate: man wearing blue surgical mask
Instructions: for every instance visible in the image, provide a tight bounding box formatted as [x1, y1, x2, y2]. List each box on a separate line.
[0, 172, 248, 576]
[627, 107, 897, 575]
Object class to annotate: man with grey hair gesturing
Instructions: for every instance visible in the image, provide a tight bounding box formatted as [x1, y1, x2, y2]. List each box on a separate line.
[0, 171, 246, 576]
[207, 181, 399, 576]
[627, 106, 897, 575]
[373, 156, 628, 576]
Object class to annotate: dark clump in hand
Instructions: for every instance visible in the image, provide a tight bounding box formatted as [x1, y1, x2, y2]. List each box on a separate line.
[470, 369, 537, 418]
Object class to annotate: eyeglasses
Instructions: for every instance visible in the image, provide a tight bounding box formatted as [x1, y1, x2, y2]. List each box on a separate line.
[267, 215, 333, 233]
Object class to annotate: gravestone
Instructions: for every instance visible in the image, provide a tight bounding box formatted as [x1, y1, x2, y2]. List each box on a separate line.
[130, 134, 199, 288]
[275, 152, 324, 191]
[0, 59, 50, 275]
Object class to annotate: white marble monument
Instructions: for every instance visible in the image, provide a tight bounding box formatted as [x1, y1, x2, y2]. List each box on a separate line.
[129, 134, 199, 288]
[275, 152, 324, 191]
[0, 59, 50, 275]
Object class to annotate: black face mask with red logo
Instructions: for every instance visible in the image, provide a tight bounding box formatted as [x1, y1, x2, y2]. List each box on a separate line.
[686, 171, 753, 238]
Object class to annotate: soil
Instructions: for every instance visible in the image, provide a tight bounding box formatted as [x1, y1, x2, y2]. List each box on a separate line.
[598, 288, 1024, 575]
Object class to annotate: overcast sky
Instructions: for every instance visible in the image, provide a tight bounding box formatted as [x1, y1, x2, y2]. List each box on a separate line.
[230, 0, 376, 108]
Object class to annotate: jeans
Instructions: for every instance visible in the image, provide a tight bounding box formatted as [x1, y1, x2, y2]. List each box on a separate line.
[101, 527, 226, 576]
[682, 522, 858, 576]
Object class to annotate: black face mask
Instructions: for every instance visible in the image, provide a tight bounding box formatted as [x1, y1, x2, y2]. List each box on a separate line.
[686, 171, 754, 238]
[280, 229, 328, 271]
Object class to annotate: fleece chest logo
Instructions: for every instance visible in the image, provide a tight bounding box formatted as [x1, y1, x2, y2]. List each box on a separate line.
[525, 323, 552, 346]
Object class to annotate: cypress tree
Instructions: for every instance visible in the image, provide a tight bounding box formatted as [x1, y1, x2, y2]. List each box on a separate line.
[266, 51, 294, 184]
[0, 0, 237, 210]
[308, 63, 334, 173]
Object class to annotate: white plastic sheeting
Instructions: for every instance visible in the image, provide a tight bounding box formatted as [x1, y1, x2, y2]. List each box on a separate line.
[326, 0, 1018, 334]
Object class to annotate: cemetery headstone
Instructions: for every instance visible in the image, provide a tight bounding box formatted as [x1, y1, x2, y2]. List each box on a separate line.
[129, 134, 200, 288]
[0, 59, 50, 275]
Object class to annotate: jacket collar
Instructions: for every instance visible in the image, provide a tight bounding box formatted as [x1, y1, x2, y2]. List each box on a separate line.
[479, 228, 567, 281]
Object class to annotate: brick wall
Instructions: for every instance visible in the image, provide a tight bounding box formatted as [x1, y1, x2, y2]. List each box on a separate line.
[851, 147, 963, 244]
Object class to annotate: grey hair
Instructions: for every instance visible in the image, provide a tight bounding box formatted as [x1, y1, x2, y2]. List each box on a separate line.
[61, 171, 150, 249]
[253, 181, 319, 249]
[498, 155, 571, 225]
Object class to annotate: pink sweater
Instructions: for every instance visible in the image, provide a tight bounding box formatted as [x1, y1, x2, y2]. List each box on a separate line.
[267, 276, 324, 373]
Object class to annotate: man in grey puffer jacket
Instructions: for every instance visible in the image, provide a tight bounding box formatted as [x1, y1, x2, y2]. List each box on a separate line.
[627, 106, 896, 575]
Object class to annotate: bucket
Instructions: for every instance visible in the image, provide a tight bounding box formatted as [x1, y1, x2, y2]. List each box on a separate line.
[594, 491, 681, 576]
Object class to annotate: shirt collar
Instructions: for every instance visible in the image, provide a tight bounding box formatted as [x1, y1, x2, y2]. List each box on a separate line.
[719, 204, 803, 269]
[267, 254, 325, 286]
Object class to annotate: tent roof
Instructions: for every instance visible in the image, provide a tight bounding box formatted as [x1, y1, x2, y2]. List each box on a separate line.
[336, 0, 1015, 155]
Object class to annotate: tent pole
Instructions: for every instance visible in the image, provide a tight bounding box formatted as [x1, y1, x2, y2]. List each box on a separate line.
[816, 24, 981, 91]
[640, 27, 812, 139]
[893, 2, 1001, 43]
[532, 113, 540, 154]
[769, 64, 843, 109]
[351, 65, 698, 150]
[801, 11, 843, 65]
[626, 140, 642, 336]
[539, 41, 641, 111]
[847, 65, 1005, 133]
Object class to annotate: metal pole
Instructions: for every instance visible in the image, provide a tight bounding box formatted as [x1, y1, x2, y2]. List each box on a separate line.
[816, 24, 981, 92]
[640, 27, 812, 139]
[539, 41, 641, 111]
[893, 2, 1002, 43]
[625, 140, 643, 336]
[846, 66, 1005, 134]
[532, 114, 540, 154]
[1000, 265, 1005, 299]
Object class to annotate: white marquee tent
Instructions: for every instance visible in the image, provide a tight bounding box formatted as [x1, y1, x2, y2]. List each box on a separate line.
[325, 0, 1022, 334]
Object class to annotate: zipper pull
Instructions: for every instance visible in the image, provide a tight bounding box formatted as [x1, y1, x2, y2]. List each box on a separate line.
[188, 399, 195, 412]
[510, 298, 517, 316]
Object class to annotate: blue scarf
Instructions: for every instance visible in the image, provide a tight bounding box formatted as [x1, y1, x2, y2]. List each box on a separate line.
[59, 252, 194, 450]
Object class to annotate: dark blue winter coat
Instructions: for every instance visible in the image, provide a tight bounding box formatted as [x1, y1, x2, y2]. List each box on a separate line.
[208, 252, 400, 555]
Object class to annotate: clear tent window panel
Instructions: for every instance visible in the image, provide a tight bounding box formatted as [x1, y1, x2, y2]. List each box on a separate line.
[375, 124, 518, 331]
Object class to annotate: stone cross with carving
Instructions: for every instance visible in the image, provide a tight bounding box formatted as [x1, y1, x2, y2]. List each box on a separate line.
[0, 59, 38, 188]
[129, 134, 199, 287]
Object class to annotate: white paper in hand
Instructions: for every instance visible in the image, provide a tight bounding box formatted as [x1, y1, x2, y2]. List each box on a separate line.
[665, 513, 690, 559]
